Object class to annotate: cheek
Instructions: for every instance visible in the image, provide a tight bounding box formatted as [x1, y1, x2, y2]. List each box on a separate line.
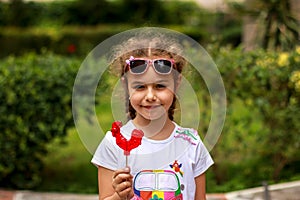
[128, 91, 144, 104]
[159, 90, 175, 104]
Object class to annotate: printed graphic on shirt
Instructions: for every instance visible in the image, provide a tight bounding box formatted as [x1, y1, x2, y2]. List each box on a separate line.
[169, 160, 183, 177]
[133, 170, 183, 200]
[174, 128, 198, 145]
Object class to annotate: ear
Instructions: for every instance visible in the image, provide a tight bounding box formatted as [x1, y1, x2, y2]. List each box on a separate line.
[121, 76, 128, 90]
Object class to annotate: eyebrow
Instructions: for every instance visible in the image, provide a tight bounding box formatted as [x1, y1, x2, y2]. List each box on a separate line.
[130, 79, 170, 85]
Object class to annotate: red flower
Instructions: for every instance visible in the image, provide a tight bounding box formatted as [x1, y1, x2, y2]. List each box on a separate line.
[67, 44, 76, 53]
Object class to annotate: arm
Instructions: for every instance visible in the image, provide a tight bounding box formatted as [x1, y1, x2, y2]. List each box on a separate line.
[194, 173, 206, 200]
[98, 166, 134, 200]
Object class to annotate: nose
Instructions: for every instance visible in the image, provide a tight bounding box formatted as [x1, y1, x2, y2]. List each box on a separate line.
[145, 87, 156, 101]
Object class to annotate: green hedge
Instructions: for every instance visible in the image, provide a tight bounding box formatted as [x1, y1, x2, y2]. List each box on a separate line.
[0, 25, 134, 58]
[0, 52, 81, 188]
[0, 24, 241, 58]
[207, 46, 300, 191]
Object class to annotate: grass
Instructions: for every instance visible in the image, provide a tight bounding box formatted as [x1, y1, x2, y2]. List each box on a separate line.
[38, 128, 98, 194]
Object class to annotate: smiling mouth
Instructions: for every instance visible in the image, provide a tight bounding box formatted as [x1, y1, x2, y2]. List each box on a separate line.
[142, 105, 161, 110]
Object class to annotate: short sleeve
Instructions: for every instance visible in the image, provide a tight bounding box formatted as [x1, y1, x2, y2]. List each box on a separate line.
[193, 138, 214, 177]
[91, 131, 120, 170]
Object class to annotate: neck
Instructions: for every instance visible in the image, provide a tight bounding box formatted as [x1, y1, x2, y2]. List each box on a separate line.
[133, 115, 175, 140]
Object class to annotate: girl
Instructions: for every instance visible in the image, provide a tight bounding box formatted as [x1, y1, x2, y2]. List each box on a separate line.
[91, 29, 214, 200]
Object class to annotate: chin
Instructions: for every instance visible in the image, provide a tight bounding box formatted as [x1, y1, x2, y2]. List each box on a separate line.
[142, 113, 167, 121]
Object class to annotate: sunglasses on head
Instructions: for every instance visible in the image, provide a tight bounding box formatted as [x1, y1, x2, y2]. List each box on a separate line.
[125, 56, 175, 75]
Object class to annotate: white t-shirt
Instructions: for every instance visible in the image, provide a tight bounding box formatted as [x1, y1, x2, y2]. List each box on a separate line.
[91, 120, 214, 199]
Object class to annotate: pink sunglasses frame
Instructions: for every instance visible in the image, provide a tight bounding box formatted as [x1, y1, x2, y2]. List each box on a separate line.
[125, 56, 175, 75]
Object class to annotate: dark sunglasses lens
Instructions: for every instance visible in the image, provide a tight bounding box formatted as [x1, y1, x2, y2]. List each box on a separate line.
[154, 60, 172, 74]
[130, 60, 147, 74]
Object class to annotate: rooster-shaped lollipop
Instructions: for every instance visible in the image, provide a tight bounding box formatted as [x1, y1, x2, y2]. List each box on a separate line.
[111, 121, 144, 166]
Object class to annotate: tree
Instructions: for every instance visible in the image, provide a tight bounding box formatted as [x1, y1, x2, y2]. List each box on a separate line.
[230, 0, 300, 51]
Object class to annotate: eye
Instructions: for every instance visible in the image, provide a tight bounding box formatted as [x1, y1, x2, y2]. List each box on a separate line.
[133, 85, 145, 90]
[155, 84, 166, 89]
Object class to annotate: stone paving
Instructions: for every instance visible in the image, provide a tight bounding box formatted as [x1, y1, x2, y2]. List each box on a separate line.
[224, 180, 300, 200]
[0, 180, 299, 200]
[0, 191, 227, 200]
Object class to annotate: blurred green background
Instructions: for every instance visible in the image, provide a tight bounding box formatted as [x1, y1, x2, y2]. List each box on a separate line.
[0, 0, 299, 194]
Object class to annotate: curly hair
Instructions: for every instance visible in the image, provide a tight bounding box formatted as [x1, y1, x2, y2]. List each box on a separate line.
[109, 29, 187, 121]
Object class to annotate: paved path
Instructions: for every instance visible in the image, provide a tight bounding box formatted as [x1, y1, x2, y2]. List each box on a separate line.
[225, 180, 300, 200]
[0, 191, 226, 200]
[1, 180, 299, 200]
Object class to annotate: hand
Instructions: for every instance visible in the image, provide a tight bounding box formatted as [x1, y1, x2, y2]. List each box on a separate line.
[112, 167, 134, 200]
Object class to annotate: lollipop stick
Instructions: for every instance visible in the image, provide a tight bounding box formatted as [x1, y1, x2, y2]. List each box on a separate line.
[125, 155, 128, 200]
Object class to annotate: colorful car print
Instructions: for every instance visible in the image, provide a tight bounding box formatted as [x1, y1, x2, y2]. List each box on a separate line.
[133, 169, 183, 200]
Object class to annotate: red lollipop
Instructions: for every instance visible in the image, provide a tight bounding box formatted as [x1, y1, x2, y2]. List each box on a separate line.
[111, 121, 144, 166]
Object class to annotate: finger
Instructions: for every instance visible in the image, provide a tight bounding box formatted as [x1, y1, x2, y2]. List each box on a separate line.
[116, 181, 132, 199]
[113, 173, 132, 184]
[112, 169, 133, 190]
[117, 180, 132, 190]
[112, 167, 131, 179]
[113, 169, 132, 181]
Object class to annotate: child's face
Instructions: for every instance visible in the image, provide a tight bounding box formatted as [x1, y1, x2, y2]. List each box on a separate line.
[126, 58, 178, 122]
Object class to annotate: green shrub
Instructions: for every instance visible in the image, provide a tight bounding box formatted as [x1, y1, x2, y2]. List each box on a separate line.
[207, 46, 300, 190]
[0, 52, 81, 189]
[0, 23, 241, 58]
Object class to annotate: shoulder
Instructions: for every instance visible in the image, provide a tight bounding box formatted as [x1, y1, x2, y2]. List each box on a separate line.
[173, 124, 200, 146]
[119, 120, 135, 138]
